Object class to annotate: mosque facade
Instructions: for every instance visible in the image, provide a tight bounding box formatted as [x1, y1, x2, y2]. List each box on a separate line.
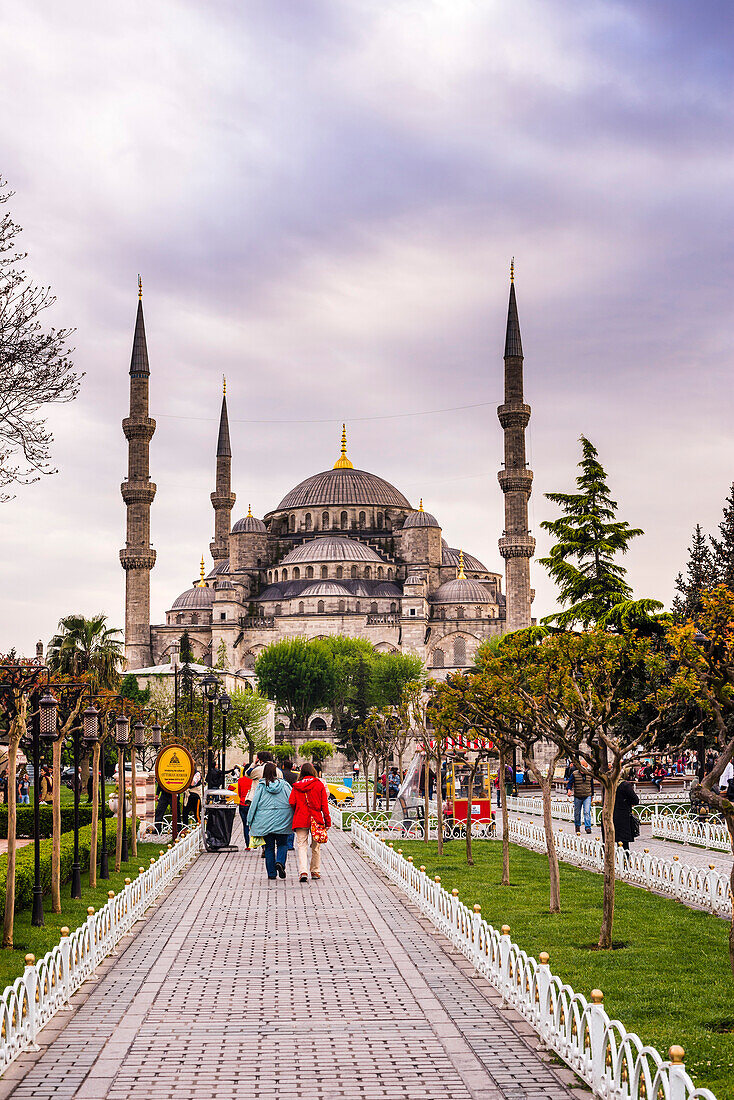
[120, 276, 534, 678]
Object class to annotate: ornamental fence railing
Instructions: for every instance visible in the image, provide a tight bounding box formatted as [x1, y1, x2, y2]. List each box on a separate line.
[506, 795, 723, 828]
[0, 824, 203, 1078]
[352, 822, 717, 1100]
[651, 812, 732, 854]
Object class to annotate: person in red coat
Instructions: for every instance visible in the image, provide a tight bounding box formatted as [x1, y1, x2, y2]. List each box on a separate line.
[288, 763, 331, 882]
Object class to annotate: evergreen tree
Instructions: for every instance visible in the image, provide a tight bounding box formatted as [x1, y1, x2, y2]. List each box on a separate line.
[179, 630, 193, 664]
[710, 482, 734, 590]
[672, 524, 716, 619]
[539, 436, 660, 627]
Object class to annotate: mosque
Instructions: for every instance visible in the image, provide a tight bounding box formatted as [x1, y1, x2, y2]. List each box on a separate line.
[120, 274, 535, 679]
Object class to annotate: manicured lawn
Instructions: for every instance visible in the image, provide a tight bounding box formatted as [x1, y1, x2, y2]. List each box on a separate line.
[0, 841, 165, 989]
[398, 839, 734, 1100]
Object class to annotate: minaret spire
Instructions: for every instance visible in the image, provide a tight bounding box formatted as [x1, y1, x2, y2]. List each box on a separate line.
[497, 265, 534, 631]
[210, 384, 236, 561]
[333, 423, 354, 469]
[120, 278, 156, 669]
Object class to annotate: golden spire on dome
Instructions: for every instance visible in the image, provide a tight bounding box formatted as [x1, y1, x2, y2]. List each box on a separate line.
[333, 423, 354, 469]
[247, 503, 252, 517]
[196, 557, 206, 587]
[510, 257, 514, 284]
[223, 375, 226, 395]
[138, 274, 142, 300]
[457, 549, 466, 579]
[419, 499, 424, 512]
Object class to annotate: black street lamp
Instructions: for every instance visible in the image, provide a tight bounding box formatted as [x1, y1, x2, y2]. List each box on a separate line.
[81, 705, 100, 878]
[218, 693, 231, 778]
[202, 673, 220, 783]
[115, 715, 130, 864]
[28, 688, 57, 926]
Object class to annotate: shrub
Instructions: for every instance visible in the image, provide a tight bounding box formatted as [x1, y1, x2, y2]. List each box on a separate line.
[0, 805, 113, 839]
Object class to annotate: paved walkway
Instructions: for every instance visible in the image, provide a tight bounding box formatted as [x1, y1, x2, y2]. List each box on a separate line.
[0, 832, 584, 1100]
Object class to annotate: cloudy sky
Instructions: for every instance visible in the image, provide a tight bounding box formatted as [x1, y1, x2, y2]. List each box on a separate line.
[1, 0, 733, 655]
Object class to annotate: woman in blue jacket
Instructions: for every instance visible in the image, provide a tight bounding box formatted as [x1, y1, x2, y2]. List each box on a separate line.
[247, 763, 293, 880]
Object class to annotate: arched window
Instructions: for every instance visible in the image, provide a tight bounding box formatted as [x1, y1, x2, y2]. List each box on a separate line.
[244, 652, 255, 671]
[364, 566, 371, 579]
[351, 565, 357, 579]
[433, 650, 445, 668]
[336, 566, 343, 580]
[298, 601, 304, 614]
[390, 602, 396, 613]
[377, 566, 383, 579]
[321, 565, 328, 579]
[340, 510, 348, 528]
[338, 600, 345, 613]
[321, 511, 329, 529]
[306, 566, 314, 579]
[457, 606, 464, 619]
[318, 600, 325, 614]
[370, 602, 378, 614]
[454, 638, 466, 665]
[273, 570, 278, 582]
[176, 614, 183, 625]
[191, 614, 198, 625]
[289, 514, 295, 532]
[377, 512, 383, 529]
[476, 608, 482, 618]
[282, 569, 288, 581]
[293, 567, 300, 580]
[275, 603, 282, 616]
[355, 601, 361, 613]
[359, 511, 366, 528]
[305, 513, 312, 530]
[387, 568, 392, 580]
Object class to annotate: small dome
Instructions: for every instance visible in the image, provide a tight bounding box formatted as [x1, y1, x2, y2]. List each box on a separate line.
[279, 537, 385, 566]
[441, 546, 489, 572]
[372, 582, 402, 597]
[300, 581, 353, 598]
[170, 586, 216, 610]
[403, 509, 440, 529]
[432, 577, 491, 604]
[405, 574, 425, 585]
[214, 579, 234, 591]
[232, 514, 266, 533]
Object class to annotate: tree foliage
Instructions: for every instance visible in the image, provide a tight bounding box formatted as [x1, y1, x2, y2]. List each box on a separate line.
[255, 638, 332, 729]
[47, 614, 123, 691]
[0, 180, 81, 500]
[710, 483, 734, 592]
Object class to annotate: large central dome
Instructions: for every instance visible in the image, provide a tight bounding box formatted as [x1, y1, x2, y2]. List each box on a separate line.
[274, 467, 411, 511]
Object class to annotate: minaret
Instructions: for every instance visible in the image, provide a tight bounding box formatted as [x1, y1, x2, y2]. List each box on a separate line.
[120, 277, 156, 668]
[497, 261, 534, 631]
[210, 376, 236, 561]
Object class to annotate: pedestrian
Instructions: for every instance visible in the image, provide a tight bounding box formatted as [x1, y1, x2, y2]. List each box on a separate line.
[719, 759, 734, 799]
[183, 769, 202, 827]
[17, 771, 30, 805]
[613, 771, 640, 853]
[0, 769, 6, 805]
[39, 766, 53, 804]
[289, 763, 331, 883]
[566, 759, 594, 835]
[236, 767, 253, 847]
[247, 763, 293, 880]
[280, 758, 299, 853]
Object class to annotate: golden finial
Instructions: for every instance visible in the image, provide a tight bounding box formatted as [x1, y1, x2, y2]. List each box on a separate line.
[510, 257, 514, 283]
[138, 274, 142, 300]
[196, 557, 206, 587]
[333, 422, 354, 469]
[247, 503, 252, 518]
[223, 375, 226, 396]
[419, 498, 424, 512]
[458, 549, 466, 579]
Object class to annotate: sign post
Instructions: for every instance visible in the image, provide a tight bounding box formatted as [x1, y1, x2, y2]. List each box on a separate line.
[155, 743, 195, 841]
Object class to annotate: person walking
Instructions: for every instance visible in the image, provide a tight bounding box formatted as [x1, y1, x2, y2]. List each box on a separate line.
[39, 766, 53, 804]
[566, 759, 594, 834]
[17, 771, 30, 806]
[289, 763, 331, 883]
[237, 767, 253, 848]
[280, 758, 299, 853]
[613, 772, 640, 853]
[183, 769, 202, 827]
[247, 763, 293, 880]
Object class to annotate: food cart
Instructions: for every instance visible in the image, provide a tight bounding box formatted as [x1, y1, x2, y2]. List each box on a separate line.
[391, 732, 495, 833]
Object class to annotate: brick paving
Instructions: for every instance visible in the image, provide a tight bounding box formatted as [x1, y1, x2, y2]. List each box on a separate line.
[0, 831, 583, 1100]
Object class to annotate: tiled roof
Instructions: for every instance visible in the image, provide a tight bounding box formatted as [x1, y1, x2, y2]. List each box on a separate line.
[279, 537, 385, 565]
[299, 581, 353, 598]
[274, 468, 411, 511]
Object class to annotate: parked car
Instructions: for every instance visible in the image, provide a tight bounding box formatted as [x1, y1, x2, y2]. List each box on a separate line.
[322, 780, 354, 805]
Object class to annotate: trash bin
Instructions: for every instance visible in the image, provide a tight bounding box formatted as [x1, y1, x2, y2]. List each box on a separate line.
[205, 805, 237, 851]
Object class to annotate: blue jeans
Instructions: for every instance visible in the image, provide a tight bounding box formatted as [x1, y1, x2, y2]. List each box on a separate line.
[574, 795, 592, 831]
[239, 807, 250, 848]
[286, 831, 294, 852]
[19, 795, 29, 805]
[263, 833, 289, 878]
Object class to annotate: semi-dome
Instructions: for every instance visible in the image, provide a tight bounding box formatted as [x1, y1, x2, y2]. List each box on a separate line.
[214, 579, 234, 591]
[279, 537, 385, 566]
[205, 559, 230, 580]
[372, 582, 402, 597]
[441, 545, 489, 572]
[274, 468, 411, 511]
[232, 513, 266, 533]
[299, 581, 352, 598]
[432, 577, 492, 604]
[170, 586, 216, 610]
[258, 585, 283, 600]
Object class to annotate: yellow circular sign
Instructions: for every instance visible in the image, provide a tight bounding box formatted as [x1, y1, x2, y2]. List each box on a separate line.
[155, 744, 195, 793]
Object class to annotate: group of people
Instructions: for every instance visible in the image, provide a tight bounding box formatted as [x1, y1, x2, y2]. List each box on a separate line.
[237, 752, 331, 882]
[565, 760, 640, 850]
[0, 766, 53, 805]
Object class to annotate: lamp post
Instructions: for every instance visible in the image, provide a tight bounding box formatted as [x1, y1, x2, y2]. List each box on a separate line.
[81, 704, 100, 882]
[27, 688, 56, 926]
[115, 715, 130, 868]
[219, 693, 231, 779]
[202, 673, 220, 784]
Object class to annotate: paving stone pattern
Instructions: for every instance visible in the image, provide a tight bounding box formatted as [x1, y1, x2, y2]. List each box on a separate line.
[1, 831, 583, 1100]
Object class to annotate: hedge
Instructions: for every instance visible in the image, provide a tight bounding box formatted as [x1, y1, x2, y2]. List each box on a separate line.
[0, 805, 113, 840]
[0, 820, 133, 920]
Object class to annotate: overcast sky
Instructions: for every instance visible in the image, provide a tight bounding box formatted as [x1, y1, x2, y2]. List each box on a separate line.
[1, 0, 733, 656]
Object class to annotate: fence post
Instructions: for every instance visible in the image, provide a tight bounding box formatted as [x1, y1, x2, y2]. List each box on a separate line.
[23, 955, 38, 1050]
[667, 1045, 689, 1100]
[536, 952, 551, 1041]
[499, 924, 512, 1002]
[588, 989, 607, 1094]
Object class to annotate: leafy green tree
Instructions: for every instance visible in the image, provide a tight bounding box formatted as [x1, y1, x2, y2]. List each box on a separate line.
[673, 524, 716, 619]
[710, 483, 734, 591]
[371, 652, 424, 707]
[178, 630, 193, 664]
[299, 739, 334, 773]
[227, 688, 270, 762]
[120, 673, 150, 705]
[539, 436, 660, 628]
[255, 638, 331, 729]
[47, 613, 123, 690]
[214, 638, 230, 670]
[315, 636, 374, 733]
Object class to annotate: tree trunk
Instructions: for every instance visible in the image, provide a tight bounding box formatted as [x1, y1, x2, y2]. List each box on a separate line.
[51, 736, 63, 912]
[423, 758, 430, 843]
[130, 746, 138, 858]
[466, 759, 478, 866]
[373, 758, 379, 812]
[3, 739, 18, 948]
[727, 816, 734, 976]
[598, 779, 618, 949]
[436, 747, 444, 856]
[80, 751, 90, 797]
[540, 775, 561, 913]
[89, 742, 100, 888]
[115, 748, 124, 872]
[361, 751, 370, 811]
[384, 755, 390, 815]
[498, 746, 510, 886]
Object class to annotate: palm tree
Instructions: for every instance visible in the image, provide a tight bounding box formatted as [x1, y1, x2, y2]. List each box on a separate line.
[47, 614, 124, 691]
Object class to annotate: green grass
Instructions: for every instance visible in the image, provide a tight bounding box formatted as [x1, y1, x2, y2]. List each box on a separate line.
[0, 842, 164, 989]
[398, 839, 734, 1099]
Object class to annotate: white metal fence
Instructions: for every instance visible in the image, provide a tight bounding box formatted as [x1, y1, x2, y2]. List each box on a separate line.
[352, 822, 718, 1100]
[0, 824, 202, 1077]
[506, 795, 723, 828]
[651, 812, 732, 854]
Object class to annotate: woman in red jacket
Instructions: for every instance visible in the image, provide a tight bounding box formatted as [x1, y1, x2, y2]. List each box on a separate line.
[288, 763, 331, 882]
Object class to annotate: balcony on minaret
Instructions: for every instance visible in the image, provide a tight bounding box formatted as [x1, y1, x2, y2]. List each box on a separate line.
[497, 403, 531, 430]
[497, 469, 534, 495]
[498, 534, 536, 559]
